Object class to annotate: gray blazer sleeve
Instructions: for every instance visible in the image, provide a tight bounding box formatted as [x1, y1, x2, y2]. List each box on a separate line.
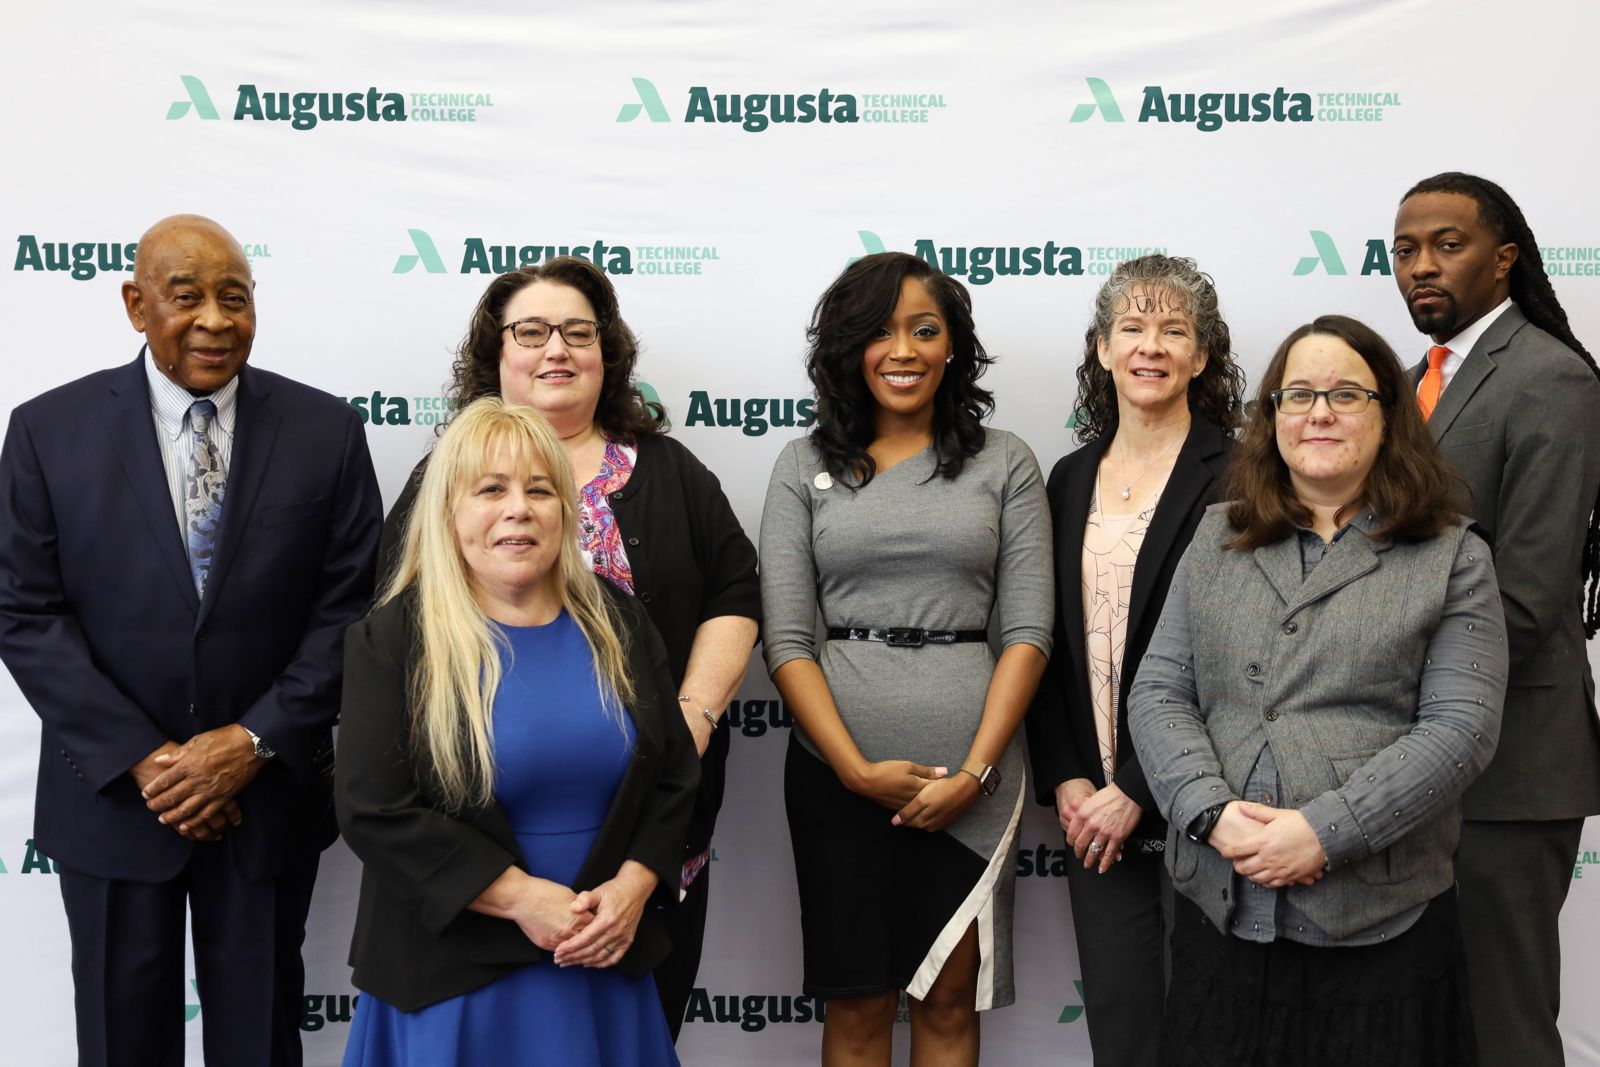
[1126, 545, 1236, 829]
[1299, 530, 1507, 864]
[759, 440, 820, 674]
[1492, 353, 1600, 668]
[994, 433, 1054, 656]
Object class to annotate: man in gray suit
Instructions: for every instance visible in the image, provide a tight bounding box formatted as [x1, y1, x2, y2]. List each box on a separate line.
[1392, 172, 1600, 1065]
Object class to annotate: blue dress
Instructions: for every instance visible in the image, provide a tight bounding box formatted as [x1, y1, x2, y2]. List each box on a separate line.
[342, 612, 680, 1067]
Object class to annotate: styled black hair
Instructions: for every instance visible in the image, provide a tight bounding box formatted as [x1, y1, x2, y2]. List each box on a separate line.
[804, 252, 993, 487]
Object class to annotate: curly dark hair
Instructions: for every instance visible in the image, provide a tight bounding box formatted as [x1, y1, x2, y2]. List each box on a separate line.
[1401, 172, 1600, 636]
[444, 256, 664, 438]
[804, 252, 994, 487]
[1224, 315, 1459, 550]
[1072, 254, 1245, 443]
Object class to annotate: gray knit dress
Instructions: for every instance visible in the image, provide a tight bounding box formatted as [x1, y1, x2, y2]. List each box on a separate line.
[760, 429, 1053, 1008]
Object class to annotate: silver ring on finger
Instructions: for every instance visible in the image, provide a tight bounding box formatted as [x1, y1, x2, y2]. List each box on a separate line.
[1088, 841, 1104, 854]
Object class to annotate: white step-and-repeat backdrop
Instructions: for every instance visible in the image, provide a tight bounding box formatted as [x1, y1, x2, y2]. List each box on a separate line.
[5, 1, 1600, 1062]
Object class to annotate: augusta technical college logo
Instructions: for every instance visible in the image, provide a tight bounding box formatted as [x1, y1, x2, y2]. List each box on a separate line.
[1540, 245, 1600, 278]
[1291, 231, 1393, 277]
[165, 74, 494, 130]
[684, 987, 826, 1031]
[1574, 848, 1600, 880]
[340, 390, 455, 427]
[1068, 77, 1400, 131]
[392, 229, 719, 277]
[616, 76, 946, 131]
[0, 838, 59, 874]
[854, 230, 1166, 284]
[13, 235, 271, 281]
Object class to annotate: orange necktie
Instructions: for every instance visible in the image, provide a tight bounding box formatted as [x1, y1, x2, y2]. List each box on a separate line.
[1417, 345, 1450, 421]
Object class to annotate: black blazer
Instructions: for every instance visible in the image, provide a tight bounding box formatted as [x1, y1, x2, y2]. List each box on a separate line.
[377, 432, 761, 853]
[1024, 416, 1232, 840]
[335, 584, 700, 1012]
[0, 353, 382, 882]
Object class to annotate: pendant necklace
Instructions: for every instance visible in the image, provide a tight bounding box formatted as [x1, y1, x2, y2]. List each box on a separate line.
[1113, 432, 1183, 501]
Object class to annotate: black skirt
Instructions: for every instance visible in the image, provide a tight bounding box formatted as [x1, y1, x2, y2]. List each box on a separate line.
[784, 736, 990, 999]
[1162, 890, 1476, 1067]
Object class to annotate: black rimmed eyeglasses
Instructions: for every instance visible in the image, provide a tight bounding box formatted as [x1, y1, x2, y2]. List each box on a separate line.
[501, 317, 600, 348]
[1268, 387, 1383, 415]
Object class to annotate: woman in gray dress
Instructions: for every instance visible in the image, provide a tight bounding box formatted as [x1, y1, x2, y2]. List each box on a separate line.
[760, 252, 1053, 1066]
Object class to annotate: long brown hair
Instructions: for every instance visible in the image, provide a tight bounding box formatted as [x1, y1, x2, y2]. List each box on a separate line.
[1224, 315, 1458, 550]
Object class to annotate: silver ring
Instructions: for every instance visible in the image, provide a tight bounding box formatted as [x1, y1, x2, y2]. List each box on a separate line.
[606, 943, 621, 955]
[1088, 842, 1104, 854]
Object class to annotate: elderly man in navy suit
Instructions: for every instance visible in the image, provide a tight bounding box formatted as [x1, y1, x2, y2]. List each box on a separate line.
[0, 214, 382, 1066]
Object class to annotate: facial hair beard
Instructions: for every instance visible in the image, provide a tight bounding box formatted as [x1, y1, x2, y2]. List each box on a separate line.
[1408, 290, 1461, 338]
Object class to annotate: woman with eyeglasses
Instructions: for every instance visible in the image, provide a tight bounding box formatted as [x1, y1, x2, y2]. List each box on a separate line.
[378, 258, 760, 1040]
[1128, 315, 1507, 1066]
[1022, 254, 1244, 1067]
[759, 252, 1052, 1066]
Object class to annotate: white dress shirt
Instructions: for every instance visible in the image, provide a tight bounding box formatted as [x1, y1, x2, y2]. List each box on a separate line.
[1419, 296, 1514, 397]
[144, 348, 238, 537]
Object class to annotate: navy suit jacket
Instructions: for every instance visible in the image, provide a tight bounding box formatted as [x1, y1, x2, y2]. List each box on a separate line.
[0, 352, 382, 882]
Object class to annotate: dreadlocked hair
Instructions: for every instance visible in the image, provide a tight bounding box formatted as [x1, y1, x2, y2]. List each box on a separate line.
[1404, 172, 1600, 636]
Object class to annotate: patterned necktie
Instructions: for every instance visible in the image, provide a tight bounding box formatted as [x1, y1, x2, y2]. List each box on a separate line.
[184, 399, 226, 597]
[1416, 345, 1450, 421]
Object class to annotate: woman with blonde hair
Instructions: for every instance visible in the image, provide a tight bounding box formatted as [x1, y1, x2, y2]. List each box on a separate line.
[336, 397, 697, 1066]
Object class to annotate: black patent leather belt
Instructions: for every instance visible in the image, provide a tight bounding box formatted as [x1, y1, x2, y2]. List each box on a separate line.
[825, 627, 987, 648]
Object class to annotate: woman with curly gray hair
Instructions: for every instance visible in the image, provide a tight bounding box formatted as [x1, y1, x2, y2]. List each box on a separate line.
[1024, 254, 1244, 1066]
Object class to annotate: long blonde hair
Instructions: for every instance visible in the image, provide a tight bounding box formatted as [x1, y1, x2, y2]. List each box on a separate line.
[381, 397, 636, 811]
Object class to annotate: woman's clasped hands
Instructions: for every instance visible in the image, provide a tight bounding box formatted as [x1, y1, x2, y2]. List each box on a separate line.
[500, 860, 660, 969]
[1209, 800, 1328, 889]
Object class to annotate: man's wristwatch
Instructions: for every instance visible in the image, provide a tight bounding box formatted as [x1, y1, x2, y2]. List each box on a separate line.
[959, 758, 1001, 797]
[1186, 803, 1227, 844]
[242, 726, 276, 761]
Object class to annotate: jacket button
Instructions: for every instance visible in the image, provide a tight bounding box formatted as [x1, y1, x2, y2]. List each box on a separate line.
[1264, 709, 1278, 722]
[1282, 621, 1298, 635]
[610, 491, 623, 501]
[627, 537, 640, 547]
[1246, 663, 1261, 677]
[640, 592, 652, 604]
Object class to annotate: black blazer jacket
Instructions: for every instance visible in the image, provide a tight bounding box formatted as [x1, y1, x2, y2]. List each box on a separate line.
[1024, 416, 1232, 841]
[335, 584, 700, 1011]
[377, 432, 761, 854]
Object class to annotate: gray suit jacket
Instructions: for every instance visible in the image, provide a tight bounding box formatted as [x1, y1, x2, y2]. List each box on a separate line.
[1413, 305, 1600, 821]
[1129, 509, 1506, 938]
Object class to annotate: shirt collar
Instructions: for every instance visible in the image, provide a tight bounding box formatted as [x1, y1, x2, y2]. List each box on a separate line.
[1437, 296, 1514, 361]
[1295, 506, 1381, 546]
[144, 347, 240, 439]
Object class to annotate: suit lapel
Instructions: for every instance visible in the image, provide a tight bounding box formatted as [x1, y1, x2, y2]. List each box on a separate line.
[1428, 348, 1497, 440]
[1126, 419, 1223, 637]
[102, 353, 199, 611]
[1055, 435, 1109, 694]
[1426, 306, 1527, 441]
[1258, 527, 1384, 619]
[197, 367, 280, 627]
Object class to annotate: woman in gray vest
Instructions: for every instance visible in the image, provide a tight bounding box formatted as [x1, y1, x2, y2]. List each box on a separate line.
[1128, 315, 1507, 1066]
